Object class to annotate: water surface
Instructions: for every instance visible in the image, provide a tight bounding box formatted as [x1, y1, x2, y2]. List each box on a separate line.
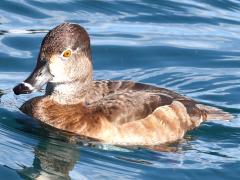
[0, 0, 240, 179]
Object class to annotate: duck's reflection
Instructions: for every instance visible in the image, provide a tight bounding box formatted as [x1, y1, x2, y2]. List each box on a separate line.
[17, 126, 82, 180]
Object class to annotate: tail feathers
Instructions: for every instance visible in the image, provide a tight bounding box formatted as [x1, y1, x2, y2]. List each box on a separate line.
[196, 104, 234, 121]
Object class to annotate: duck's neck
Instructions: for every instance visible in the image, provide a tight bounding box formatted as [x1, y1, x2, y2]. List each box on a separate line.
[45, 79, 93, 105]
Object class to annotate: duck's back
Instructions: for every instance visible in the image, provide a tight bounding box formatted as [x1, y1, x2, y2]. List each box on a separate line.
[87, 80, 230, 123]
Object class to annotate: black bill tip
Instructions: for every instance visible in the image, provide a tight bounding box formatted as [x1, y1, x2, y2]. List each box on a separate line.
[13, 83, 33, 95]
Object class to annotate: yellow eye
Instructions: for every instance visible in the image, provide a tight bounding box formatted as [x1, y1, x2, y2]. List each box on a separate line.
[62, 49, 72, 58]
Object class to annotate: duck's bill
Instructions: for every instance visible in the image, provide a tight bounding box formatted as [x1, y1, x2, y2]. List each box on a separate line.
[13, 59, 53, 95]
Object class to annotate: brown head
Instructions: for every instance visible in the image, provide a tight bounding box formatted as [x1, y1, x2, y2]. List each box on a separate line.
[13, 23, 93, 95]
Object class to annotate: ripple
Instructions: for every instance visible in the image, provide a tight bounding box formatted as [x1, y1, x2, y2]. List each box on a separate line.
[1, 0, 240, 179]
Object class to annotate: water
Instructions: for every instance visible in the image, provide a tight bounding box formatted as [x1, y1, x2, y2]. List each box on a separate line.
[0, 0, 240, 179]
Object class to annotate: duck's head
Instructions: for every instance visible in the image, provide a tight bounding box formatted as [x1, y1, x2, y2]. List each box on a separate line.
[13, 23, 92, 95]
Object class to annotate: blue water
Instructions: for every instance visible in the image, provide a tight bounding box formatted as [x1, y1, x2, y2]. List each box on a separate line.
[0, 0, 240, 179]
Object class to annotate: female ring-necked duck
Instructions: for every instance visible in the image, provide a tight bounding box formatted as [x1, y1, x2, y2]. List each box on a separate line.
[13, 23, 233, 145]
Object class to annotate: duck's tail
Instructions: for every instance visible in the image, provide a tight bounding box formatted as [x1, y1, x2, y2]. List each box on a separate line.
[196, 104, 234, 121]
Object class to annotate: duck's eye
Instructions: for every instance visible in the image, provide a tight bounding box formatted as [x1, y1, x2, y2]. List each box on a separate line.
[62, 49, 72, 58]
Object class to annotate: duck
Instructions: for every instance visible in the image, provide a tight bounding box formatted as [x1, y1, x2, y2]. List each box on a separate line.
[13, 23, 233, 145]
